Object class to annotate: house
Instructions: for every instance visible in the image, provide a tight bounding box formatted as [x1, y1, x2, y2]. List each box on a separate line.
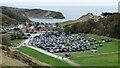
[38, 25, 45, 28]
[5, 24, 27, 30]
[5, 25, 17, 30]
[17, 24, 26, 29]
[38, 27, 60, 32]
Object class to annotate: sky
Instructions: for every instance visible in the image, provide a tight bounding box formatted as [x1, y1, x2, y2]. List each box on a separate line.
[0, 0, 119, 7]
[0, 0, 119, 20]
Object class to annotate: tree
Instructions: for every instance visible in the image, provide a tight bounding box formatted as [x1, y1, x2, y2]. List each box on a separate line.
[55, 23, 59, 27]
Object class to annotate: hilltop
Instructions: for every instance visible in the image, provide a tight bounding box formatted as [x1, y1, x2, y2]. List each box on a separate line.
[78, 13, 100, 22]
[58, 13, 100, 27]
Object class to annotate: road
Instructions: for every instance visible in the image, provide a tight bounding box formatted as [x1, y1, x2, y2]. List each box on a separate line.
[18, 32, 80, 66]
[16, 33, 41, 48]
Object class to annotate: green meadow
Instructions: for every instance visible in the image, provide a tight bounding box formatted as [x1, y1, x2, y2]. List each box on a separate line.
[17, 46, 73, 67]
[11, 39, 25, 45]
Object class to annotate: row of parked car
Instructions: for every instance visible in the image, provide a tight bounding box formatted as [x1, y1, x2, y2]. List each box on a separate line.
[28, 33, 112, 53]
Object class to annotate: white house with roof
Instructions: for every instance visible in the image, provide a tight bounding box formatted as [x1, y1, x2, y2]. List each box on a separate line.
[17, 24, 26, 29]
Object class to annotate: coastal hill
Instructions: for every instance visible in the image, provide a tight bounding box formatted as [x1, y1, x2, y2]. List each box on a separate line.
[1, 6, 65, 26]
[24, 9, 65, 19]
[1, 6, 65, 19]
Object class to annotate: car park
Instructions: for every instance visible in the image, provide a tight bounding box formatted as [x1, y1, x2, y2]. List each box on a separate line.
[28, 33, 112, 53]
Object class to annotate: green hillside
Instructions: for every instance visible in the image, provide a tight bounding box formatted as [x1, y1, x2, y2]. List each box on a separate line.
[60, 12, 120, 39]
[1, 6, 31, 26]
[0, 45, 49, 67]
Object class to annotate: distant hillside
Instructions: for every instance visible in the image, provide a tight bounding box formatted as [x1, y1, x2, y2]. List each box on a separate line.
[63, 12, 120, 39]
[1, 6, 65, 19]
[24, 9, 65, 19]
[58, 13, 100, 27]
[1, 6, 65, 26]
[78, 13, 100, 22]
[1, 6, 31, 26]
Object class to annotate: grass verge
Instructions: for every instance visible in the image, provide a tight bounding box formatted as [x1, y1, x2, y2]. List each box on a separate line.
[17, 46, 74, 67]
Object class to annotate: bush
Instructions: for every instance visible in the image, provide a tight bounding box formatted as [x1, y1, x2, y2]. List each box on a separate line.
[10, 31, 24, 39]
[1, 35, 11, 45]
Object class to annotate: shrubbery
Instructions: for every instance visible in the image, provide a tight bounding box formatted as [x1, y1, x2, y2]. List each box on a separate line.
[10, 31, 24, 40]
[1, 34, 11, 45]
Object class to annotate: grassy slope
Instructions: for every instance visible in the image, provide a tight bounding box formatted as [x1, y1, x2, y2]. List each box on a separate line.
[17, 46, 73, 67]
[0, 52, 28, 66]
[0, 48, 28, 67]
[71, 53, 118, 66]
[54, 34, 119, 66]
[0, 44, 50, 67]
[11, 39, 25, 45]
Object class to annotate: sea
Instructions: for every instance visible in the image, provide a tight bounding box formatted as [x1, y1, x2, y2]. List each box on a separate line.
[29, 6, 117, 23]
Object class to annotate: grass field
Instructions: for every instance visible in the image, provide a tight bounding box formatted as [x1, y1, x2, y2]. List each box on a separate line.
[16, 46, 73, 67]
[54, 34, 119, 66]
[70, 53, 118, 66]
[58, 19, 80, 27]
[11, 39, 25, 45]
